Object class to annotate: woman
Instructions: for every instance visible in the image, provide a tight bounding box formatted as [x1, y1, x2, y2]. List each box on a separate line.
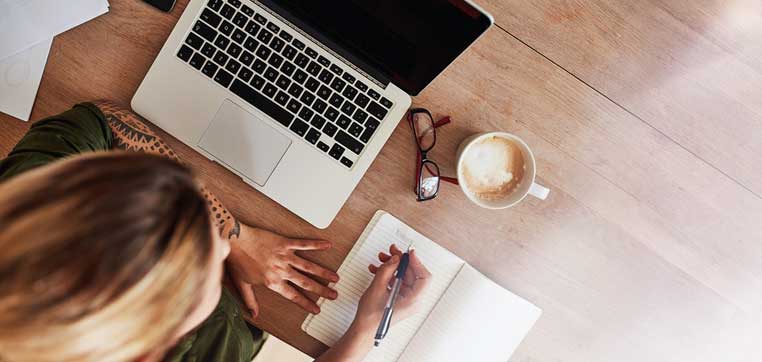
[0, 102, 430, 362]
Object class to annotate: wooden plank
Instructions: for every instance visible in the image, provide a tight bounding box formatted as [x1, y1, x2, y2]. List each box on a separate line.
[0, 1, 760, 361]
[478, 0, 762, 197]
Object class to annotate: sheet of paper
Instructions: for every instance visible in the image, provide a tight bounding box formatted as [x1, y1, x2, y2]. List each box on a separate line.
[302, 211, 465, 362]
[0, 38, 52, 121]
[0, 0, 109, 60]
[398, 264, 542, 362]
[252, 335, 312, 362]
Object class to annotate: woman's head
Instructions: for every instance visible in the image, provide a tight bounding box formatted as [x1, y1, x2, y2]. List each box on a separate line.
[0, 153, 227, 362]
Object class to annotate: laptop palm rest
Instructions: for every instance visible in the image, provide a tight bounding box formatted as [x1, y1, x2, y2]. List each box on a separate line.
[198, 100, 291, 186]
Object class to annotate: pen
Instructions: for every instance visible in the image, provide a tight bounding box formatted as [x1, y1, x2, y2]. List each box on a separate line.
[374, 251, 410, 347]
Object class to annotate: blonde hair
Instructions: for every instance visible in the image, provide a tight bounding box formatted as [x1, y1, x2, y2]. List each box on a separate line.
[0, 152, 214, 362]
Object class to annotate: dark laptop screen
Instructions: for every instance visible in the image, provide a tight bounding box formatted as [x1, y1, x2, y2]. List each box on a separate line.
[264, 0, 492, 95]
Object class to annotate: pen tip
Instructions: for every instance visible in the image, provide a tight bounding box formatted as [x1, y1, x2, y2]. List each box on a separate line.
[374, 340, 380, 347]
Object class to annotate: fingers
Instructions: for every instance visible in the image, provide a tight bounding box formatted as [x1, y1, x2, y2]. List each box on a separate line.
[272, 282, 320, 314]
[369, 255, 400, 291]
[408, 249, 431, 279]
[235, 280, 260, 318]
[289, 256, 339, 283]
[287, 239, 332, 251]
[287, 272, 338, 300]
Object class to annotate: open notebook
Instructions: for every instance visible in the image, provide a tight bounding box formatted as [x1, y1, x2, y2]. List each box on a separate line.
[302, 211, 541, 362]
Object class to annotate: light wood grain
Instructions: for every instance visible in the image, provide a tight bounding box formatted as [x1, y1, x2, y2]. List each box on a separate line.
[1, 1, 761, 361]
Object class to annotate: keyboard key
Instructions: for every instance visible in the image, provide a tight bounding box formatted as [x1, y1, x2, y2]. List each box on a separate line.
[355, 80, 368, 92]
[213, 50, 229, 66]
[318, 69, 334, 84]
[201, 42, 216, 57]
[336, 115, 352, 129]
[340, 101, 356, 116]
[251, 74, 265, 89]
[299, 91, 315, 106]
[255, 45, 271, 60]
[306, 61, 321, 76]
[380, 97, 393, 108]
[367, 89, 381, 100]
[241, 4, 254, 16]
[310, 114, 326, 129]
[201, 60, 218, 77]
[316, 141, 330, 152]
[312, 99, 327, 114]
[295, 54, 309, 68]
[266, 22, 280, 33]
[279, 30, 293, 42]
[352, 109, 368, 124]
[330, 77, 346, 92]
[177, 44, 193, 61]
[225, 59, 241, 73]
[328, 143, 345, 160]
[264, 66, 278, 81]
[317, 55, 330, 67]
[214, 69, 233, 87]
[330, 64, 343, 75]
[274, 90, 289, 106]
[292, 38, 306, 50]
[325, 107, 339, 121]
[354, 93, 370, 108]
[340, 157, 353, 168]
[252, 58, 266, 73]
[194, 21, 218, 42]
[366, 101, 388, 120]
[298, 107, 314, 121]
[219, 21, 234, 36]
[270, 37, 285, 52]
[365, 117, 380, 130]
[342, 85, 358, 100]
[289, 118, 308, 136]
[323, 122, 338, 137]
[329, 93, 344, 108]
[293, 69, 308, 84]
[244, 20, 260, 36]
[214, 34, 230, 49]
[226, 43, 242, 58]
[305, 47, 318, 58]
[228, 0, 241, 8]
[359, 126, 375, 143]
[230, 80, 294, 127]
[275, 75, 291, 90]
[305, 128, 321, 144]
[256, 29, 273, 43]
[280, 61, 296, 77]
[208, 0, 223, 11]
[232, 29, 246, 43]
[238, 67, 253, 82]
[335, 130, 364, 154]
[185, 33, 204, 50]
[287, 83, 303, 98]
[263, 83, 277, 97]
[317, 85, 331, 100]
[240, 51, 254, 66]
[220, 4, 235, 19]
[233, 12, 248, 27]
[282, 45, 297, 60]
[305, 78, 320, 92]
[341, 72, 356, 83]
[268, 53, 283, 68]
[254, 13, 267, 25]
[286, 98, 301, 113]
[348, 122, 363, 137]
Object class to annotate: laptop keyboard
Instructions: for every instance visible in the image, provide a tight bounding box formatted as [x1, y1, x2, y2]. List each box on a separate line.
[176, 0, 395, 169]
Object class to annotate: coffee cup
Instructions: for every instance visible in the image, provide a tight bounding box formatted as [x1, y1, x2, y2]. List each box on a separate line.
[456, 132, 549, 209]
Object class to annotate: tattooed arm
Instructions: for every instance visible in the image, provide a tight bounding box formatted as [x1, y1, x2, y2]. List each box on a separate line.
[91, 100, 339, 316]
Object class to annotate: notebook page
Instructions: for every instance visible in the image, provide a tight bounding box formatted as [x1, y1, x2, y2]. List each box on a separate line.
[398, 264, 541, 362]
[302, 211, 465, 362]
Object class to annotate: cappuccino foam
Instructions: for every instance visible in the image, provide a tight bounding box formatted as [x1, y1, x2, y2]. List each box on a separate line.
[462, 136, 525, 200]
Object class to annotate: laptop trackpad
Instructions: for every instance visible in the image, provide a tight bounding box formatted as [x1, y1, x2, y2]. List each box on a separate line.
[198, 100, 291, 186]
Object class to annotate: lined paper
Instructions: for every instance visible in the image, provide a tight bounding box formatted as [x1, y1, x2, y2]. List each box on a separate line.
[302, 211, 464, 362]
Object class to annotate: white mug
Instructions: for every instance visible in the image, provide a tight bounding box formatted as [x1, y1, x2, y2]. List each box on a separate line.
[455, 132, 550, 209]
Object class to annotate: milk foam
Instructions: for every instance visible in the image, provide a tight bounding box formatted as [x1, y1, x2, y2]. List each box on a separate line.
[462, 136, 525, 200]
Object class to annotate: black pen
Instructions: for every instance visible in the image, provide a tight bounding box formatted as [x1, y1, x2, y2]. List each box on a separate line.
[374, 251, 410, 347]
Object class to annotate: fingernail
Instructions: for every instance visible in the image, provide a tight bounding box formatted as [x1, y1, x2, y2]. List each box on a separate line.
[330, 291, 338, 299]
[313, 307, 320, 314]
[333, 275, 340, 282]
[409, 246, 416, 252]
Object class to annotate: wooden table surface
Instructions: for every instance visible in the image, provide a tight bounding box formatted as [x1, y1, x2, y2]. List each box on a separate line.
[2, 1, 761, 361]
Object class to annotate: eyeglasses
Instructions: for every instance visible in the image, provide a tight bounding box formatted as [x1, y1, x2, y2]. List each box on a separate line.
[408, 108, 459, 201]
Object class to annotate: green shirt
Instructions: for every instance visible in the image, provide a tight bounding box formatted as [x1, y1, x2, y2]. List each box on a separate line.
[0, 103, 264, 362]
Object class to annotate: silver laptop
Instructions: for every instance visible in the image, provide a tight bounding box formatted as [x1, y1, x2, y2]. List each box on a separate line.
[132, 0, 492, 228]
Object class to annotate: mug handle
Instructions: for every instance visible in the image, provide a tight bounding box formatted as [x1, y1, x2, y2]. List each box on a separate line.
[529, 182, 550, 200]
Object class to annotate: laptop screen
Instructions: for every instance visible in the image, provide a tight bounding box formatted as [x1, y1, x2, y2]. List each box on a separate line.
[263, 0, 492, 95]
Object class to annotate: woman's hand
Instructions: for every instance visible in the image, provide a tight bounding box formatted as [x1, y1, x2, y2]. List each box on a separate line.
[225, 224, 340, 316]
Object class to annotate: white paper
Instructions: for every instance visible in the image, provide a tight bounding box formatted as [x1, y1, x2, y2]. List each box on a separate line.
[252, 335, 312, 362]
[0, 0, 109, 60]
[0, 38, 52, 121]
[398, 264, 542, 362]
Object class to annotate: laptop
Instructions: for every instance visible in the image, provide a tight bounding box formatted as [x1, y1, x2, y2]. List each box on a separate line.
[132, 0, 493, 228]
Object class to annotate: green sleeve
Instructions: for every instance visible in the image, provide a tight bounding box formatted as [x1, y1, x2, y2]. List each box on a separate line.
[0, 102, 113, 182]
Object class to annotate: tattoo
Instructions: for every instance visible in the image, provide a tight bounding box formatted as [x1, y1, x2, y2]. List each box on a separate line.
[228, 220, 241, 239]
